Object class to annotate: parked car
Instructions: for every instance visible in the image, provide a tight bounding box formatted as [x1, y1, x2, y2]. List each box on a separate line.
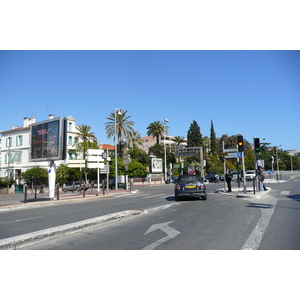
[245, 170, 256, 181]
[62, 182, 89, 192]
[175, 174, 207, 201]
[101, 179, 126, 190]
[220, 174, 225, 181]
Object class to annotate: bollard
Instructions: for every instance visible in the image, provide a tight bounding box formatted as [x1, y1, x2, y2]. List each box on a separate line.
[56, 184, 60, 200]
[35, 187, 37, 199]
[253, 177, 256, 194]
[24, 185, 27, 203]
[83, 184, 86, 198]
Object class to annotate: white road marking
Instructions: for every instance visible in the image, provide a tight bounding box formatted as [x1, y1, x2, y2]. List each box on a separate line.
[280, 191, 290, 195]
[142, 194, 166, 198]
[242, 196, 278, 250]
[142, 221, 180, 250]
[14, 216, 45, 222]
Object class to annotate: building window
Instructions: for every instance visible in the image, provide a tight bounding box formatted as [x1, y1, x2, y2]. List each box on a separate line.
[68, 136, 73, 146]
[69, 122, 73, 130]
[16, 135, 23, 146]
[6, 137, 12, 147]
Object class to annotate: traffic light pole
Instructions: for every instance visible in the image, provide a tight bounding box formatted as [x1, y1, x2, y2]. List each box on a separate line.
[241, 151, 247, 194]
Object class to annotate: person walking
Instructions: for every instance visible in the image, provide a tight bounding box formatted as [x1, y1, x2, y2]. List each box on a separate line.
[225, 168, 233, 192]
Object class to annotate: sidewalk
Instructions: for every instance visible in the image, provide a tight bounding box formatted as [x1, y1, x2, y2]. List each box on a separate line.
[0, 188, 137, 211]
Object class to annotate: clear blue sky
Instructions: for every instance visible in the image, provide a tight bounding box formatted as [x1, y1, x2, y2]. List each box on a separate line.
[1, 50, 299, 151]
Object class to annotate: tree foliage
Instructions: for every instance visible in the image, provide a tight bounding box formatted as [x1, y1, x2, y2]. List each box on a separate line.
[146, 121, 169, 144]
[187, 120, 202, 147]
[22, 167, 48, 184]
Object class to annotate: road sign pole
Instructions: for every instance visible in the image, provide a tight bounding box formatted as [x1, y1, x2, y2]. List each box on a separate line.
[241, 151, 247, 193]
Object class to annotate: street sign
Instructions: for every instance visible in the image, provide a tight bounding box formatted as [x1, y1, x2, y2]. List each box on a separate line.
[67, 160, 85, 168]
[224, 148, 238, 152]
[227, 152, 237, 156]
[237, 152, 242, 158]
[87, 162, 105, 169]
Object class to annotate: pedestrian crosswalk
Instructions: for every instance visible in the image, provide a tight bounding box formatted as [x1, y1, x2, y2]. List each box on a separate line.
[280, 191, 290, 195]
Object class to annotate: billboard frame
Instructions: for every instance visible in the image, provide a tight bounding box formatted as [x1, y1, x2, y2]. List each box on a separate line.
[30, 117, 67, 162]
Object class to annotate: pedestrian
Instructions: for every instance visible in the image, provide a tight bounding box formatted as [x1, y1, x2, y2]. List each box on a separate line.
[225, 168, 233, 192]
[257, 166, 267, 191]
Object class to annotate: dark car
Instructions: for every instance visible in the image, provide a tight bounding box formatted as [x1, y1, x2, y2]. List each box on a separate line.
[175, 174, 207, 201]
[101, 179, 126, 190]
[62, 182, 89, 192]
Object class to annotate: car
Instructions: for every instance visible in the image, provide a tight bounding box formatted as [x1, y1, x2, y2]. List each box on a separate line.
[231, 171, 238, 180]
[205, 174, 219, 183]
[62, 182, 89, 192]
[175, 174, 207, 201]
[220, 174, 225, 181]
[245, 170, 256, 181]
[101, 179, 126, 190]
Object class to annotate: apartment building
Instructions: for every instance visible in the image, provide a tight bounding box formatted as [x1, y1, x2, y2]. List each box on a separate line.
[0, 115, 79, 183]
[138, 135, 187, 152]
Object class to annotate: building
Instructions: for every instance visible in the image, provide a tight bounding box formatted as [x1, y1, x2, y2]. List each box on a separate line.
[0, 115, 79, 183]
[138, 135, 187, 153]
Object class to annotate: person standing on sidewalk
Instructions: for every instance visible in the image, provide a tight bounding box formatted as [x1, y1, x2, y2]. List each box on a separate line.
[257, 166, 267, 191]
[225, 168, 233, 192]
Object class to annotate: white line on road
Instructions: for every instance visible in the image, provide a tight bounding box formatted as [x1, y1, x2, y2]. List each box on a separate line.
[14, 215, 45, 222]
[280, 191, 290, 195]
[142, 194, 166, 198]
[242, 195, 278, 250]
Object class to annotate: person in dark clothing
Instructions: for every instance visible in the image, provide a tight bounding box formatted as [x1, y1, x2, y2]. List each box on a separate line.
[257, 166, 267, 191]
[225, 168, 233, 192]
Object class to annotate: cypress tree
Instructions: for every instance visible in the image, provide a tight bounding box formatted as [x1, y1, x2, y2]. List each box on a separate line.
[187, 120, 202, 147]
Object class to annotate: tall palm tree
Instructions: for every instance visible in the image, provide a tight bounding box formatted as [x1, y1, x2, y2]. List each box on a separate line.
[74, 125, 98, 157]
[73, 125, 98, 182]
[104, 109, 135, 154]
[129, 130, 143, 148]
[147, 121, 169, 144]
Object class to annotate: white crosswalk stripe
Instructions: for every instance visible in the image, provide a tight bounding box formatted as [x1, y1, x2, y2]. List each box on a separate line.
[280, 191, 290, 195]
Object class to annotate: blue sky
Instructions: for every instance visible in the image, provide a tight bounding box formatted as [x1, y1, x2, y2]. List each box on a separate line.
[1, 50, 299, 151]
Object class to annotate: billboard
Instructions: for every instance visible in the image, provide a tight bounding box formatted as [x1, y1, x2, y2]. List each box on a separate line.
[30, 117, 66, 161]
[151, 158, 163, 173]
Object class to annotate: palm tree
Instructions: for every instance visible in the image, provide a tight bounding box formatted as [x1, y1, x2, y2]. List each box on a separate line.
[173, 136, 184, 145]
[74, 125, 98, 157]
[104, 109, 135, 154]
[146, 121, 169, 144]
[73, 125, 98, 182]
[129, 130, 143, 148]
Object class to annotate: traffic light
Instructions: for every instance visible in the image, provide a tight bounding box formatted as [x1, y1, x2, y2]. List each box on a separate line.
[237, 135, 244, 152]
[254, 138, 260, 152]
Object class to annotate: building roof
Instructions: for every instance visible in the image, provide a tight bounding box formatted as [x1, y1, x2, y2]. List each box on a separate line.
[99, 144, 115, 150]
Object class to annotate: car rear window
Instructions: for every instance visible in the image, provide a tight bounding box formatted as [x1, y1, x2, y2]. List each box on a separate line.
[179, 175, 200, 182]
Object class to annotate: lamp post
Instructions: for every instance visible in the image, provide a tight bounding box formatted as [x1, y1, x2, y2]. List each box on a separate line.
[163, 118, 169, 182]
[115, 108, 120, 190]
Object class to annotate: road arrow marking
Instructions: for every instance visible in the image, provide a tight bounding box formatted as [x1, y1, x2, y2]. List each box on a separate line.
[142, 221, 180, 250]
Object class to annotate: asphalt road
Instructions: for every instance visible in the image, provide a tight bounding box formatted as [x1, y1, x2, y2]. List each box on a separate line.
[19, 174, 300, 250]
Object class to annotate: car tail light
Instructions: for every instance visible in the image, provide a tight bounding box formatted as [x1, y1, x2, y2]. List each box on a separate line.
[200, 184, 205, 189]
[176, 184, 181, 190]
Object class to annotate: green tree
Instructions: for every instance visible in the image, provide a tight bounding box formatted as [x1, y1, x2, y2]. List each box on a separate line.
[146, 121, 169, 144]
[210, 120, 217, 155]
[22, 167, 48, 184]
[56, 164, 80, 185]
[128, 160, 147, 177]
[104, 109, 135, 155]
[128, 146, 150, 167]
[187, 120, 202, 147]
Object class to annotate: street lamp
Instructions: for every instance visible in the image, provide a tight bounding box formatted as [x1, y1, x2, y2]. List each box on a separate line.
[163, 118, 169, 182]
[115, 108, 121, 190]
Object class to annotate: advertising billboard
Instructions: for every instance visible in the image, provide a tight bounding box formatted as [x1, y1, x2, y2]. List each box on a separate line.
[30, 117, 66, 161]
[151, 158, 163, 173]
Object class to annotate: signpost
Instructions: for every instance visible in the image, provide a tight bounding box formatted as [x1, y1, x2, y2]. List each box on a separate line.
[87, 149, 104, 192]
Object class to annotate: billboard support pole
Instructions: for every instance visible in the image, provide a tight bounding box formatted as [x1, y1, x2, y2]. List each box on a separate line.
[48, 160, 56, 200]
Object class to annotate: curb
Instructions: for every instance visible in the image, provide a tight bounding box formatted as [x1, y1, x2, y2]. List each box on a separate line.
[216, 188, 272, 199]
[0, 190, 138, 211]
[0, 209, 143, 250]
